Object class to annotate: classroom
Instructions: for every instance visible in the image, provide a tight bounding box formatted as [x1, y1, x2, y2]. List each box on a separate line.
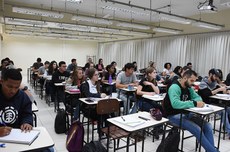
[0, 0, 230, 152]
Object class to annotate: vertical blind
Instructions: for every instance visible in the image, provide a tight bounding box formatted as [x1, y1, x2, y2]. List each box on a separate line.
[98, 31, 230, 78]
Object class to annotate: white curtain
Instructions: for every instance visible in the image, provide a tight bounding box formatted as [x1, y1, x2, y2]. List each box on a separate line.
[98, 31, 230, 78]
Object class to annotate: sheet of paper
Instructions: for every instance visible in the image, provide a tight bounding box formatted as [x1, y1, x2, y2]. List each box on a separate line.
[0, 129, 40, 145]
[114, 117, 145, 127]
[189, 105, 214, 112]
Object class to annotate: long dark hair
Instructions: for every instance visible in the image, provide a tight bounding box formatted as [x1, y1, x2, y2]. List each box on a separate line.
[87, 68, 100, 92]
[71, 68, 85, 86]
[48, 61, 58, 75]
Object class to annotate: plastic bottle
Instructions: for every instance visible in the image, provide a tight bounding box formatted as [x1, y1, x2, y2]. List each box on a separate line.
[108, 75, 112, 84]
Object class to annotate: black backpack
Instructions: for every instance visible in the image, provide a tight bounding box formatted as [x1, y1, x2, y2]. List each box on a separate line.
[54, 108, 67, 134]
[156, 127, 180, 152]
[82, 141, 106, 152]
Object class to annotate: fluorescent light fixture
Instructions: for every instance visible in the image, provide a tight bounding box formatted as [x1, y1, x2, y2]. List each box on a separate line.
[12, 7, 64, 19]
[92, 27, 120, 34]
[153, 27, 182, 34]
[192, 22, 223, 30]
[101, 6, 150, 16]
[57, 23, 91, 32]
[160, 14, 192, 24]
[5, 18, 47, 26]
[66, 0, 83, 3]
[116, 22, 150, 30]
[71, 16, 113, 25]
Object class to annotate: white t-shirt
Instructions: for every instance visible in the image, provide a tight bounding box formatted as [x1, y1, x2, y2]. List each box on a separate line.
[163, 68, 172, 75]
[87, 80, 98, 94]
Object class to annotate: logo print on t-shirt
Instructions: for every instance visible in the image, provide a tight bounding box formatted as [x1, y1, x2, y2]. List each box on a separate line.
[0, 106, 18, 124]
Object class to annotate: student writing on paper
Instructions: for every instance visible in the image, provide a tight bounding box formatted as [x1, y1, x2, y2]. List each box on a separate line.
[0, 69, 33, 131]
[163, 70, 218, 152]
[198, 68, 230, 139]
[0, 68, 54, 152]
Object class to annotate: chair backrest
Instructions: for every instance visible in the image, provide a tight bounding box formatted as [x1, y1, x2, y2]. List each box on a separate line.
[96, 98, 120, 115]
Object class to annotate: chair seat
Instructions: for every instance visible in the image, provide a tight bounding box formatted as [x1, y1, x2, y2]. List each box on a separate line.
[101, 125, 130, 139]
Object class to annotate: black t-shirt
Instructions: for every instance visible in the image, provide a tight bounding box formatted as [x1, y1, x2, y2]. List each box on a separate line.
[52, 70, 70, 84]
[103, 72, 116, 80]
[139, 77, 158, 92]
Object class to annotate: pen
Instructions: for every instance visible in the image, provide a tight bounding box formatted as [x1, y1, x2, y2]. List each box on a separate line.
[138, 116, 150, 121]
[0, 143, 5, 148]
[121, 116, 125, 121]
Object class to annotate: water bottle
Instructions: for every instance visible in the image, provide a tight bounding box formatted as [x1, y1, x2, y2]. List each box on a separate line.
[108, 74, 112, 84]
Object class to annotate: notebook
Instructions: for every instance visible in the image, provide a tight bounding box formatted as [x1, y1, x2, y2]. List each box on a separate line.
[114, 117, 145, 127]
[189, 104, 214, 112]
[0, 129, 40, 145]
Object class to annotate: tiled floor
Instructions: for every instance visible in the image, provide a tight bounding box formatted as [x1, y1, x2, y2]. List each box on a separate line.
[25, 78, 230, 152]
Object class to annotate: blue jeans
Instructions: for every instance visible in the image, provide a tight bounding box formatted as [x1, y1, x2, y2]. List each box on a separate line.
[219, 107, 230, 135]
[138, 98, 163, 112]
[73, 100, 80, 120]
[168, 113, 218, 152]
[119, 92, 134, 115]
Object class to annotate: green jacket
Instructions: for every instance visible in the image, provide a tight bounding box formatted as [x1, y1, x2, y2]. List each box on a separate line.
[163, 80, 202, 116]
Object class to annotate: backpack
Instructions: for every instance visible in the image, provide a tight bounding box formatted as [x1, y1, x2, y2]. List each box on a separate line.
[156, 127, 180, 152]
[66, 121, 84, 152]
[82, 141, 106, 152]
[54, 108, 66, 134]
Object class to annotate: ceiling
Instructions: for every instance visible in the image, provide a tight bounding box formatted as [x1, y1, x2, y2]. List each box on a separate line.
[1, 0, 230, 42]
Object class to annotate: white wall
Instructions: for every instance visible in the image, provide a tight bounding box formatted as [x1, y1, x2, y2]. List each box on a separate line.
[1, 35, 98, 75]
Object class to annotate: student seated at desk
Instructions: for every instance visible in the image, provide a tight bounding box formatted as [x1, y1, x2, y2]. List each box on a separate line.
[163, 70, 219, 152]
[116, 63, 139, 114]
[0, 69, 33, 131]
[136, 67, 161, 112]
[51, 61, 70, 105]
[44, 61, 58, 98]
[81, 68, 106, 98]
[0, 69, 54, 152]
[95, 58, 105, 77]
[66, 68, 85, 120]
[80, 68, 107, 137]
[101, 64, 116, 95]
[198, 68, 230, 139]
[136, 67, 162, 139]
